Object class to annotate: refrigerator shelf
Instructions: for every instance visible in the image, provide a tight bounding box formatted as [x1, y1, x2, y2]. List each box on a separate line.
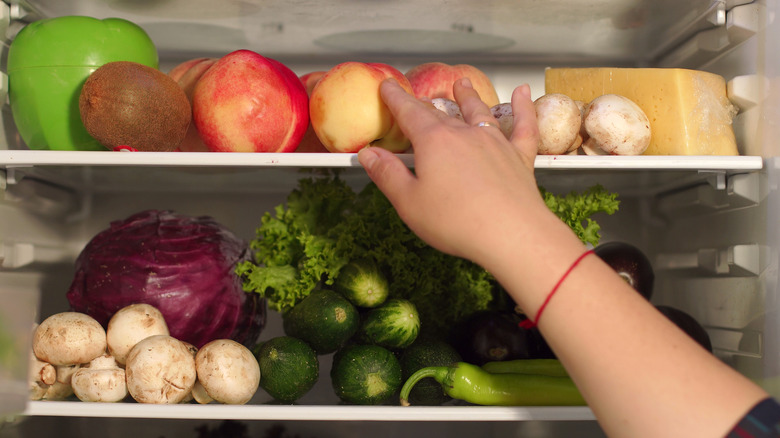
[23, 401, 596, 422]
[0, 150, 764, 170]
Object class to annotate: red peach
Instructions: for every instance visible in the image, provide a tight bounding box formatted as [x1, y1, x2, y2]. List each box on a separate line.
[310, 62, 413, 153]
[405, 62, 500, 107]
[168, 58, 218, 152]
[192, 50, 309, 153]
[296, 71, 329, 153]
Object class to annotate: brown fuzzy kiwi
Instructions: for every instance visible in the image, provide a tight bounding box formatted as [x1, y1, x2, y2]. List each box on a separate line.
[79, 61, 192, 152]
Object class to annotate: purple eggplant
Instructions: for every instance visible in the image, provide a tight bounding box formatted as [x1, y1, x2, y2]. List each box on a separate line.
[656, 305, 713, 352]
[594, 241, 655, 300]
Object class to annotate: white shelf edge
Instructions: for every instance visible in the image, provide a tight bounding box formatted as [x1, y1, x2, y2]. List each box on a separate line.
[0, 150, 765, 170]
[23, 401, 596, 422]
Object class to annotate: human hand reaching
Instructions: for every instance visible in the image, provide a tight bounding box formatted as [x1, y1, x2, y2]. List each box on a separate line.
[358, 77, 551, 267]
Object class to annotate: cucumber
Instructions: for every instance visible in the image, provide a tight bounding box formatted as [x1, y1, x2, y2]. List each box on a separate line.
[399, 335, 462, 405]
[334, 258, 389, 308]
[255, 336, 319, 403]
[282, 289, 359, 354]
[356, 299, 420, 349]
[330, 344, 402, 405]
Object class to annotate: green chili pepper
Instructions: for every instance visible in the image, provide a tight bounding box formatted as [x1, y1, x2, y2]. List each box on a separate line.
[399, 362, 585, 406]
[481, 358, 569, 377]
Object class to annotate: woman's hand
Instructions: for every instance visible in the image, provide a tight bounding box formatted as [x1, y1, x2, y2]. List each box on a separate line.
[358, 78, 549, 266]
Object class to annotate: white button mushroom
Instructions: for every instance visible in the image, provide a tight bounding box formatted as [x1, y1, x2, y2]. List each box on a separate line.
[125, 335, 197, 404]
[32, 312, 107, 366]
[582, 94, 651, 155]
[534, 93, 583, 155]
[106, 303, 169, 365]
[190, 380, 214, 405]
[490, 102, 514, 139]
[195, 339, 260, 405]
[28, 350, 56, 400]
[71, 354, 128, 403]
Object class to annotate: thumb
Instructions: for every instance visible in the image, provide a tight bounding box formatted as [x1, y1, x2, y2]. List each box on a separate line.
[358, 146, 416, 206]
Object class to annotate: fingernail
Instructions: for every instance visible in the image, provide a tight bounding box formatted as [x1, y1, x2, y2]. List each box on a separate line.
[460, 77, 473, 89]
[358, 147, 379, 170]
[520, 84, 531, 99]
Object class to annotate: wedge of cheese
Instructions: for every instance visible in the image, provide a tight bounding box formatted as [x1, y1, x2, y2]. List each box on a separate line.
[544, 68, 739, 155]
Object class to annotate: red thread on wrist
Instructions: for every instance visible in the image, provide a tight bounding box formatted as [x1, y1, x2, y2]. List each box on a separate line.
[519, 249, 595, 329]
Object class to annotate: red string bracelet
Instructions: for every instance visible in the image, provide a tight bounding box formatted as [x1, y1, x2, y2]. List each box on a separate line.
[519, 249, 595, 329]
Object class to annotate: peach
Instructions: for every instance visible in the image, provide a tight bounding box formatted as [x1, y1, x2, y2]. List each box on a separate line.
[405, 62, 500, 107]
[296, 71, 329, 153]
[191, 50, 308, 153]
[300, 71, 326, 94]
[309, 62, 413, 153]
[168, 57, 217, 152]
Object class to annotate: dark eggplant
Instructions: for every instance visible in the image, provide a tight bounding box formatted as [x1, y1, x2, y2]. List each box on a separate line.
[594, 241, 655, 300]
[656, 305, 713, 353]
[449, 310, 551, 365]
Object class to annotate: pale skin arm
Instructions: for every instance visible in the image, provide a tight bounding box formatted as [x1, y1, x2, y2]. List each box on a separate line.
[358, 77, 769, 438]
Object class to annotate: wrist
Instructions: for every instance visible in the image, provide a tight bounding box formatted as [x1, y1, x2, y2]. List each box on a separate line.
[477, 206, 588, 319]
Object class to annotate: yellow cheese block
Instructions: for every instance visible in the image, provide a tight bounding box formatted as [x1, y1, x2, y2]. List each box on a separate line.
[544, 68, 739, 156]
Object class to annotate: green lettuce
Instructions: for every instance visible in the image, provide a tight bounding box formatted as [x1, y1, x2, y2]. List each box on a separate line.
[237, 174, 619, 332]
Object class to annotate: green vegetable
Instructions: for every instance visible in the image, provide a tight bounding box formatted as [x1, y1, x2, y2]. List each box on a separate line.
[282, 289, 359, 354]
[255, 336, 319, 402]
[481, 358, 569, 377]
[356, 299, 420, 349]
[238, 174, 619, 332]
[334, 258, 389, 308]
[331, 344, 402, 405]
[540, 185, 619, 247]
[400, 362, 585, 406]
[399, 335, 462, 405]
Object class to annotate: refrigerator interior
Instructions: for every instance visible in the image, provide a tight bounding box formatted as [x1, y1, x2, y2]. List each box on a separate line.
[1, 0, 780, 437]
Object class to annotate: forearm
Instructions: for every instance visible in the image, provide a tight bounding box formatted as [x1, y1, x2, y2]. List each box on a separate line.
[486, 210, 769, 437]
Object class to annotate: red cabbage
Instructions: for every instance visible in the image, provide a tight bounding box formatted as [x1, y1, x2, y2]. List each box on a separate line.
[66, 210, 265, 349]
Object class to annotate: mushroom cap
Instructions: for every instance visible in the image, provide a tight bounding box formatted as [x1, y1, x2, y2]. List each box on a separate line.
[195, 339, 260, 405]
[33, 312, 107, 366]
[71, 354, 127, 403]
[125, 335, 197, 404]
[106, 303, 169, 365]
[534, 93, 582, 155]
[490, 102, 514, 139]
[583, 94, 651, 155]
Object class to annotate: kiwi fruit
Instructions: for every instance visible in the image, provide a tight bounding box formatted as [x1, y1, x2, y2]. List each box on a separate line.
[79, 61, 191, 152]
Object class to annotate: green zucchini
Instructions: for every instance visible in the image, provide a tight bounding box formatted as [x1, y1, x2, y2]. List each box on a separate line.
[255, 336, 319, 403]
[282, 289, 359, 354]
[331, 344, 402, 405]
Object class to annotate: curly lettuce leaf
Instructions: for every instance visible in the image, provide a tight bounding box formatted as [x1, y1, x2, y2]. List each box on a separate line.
[540, 184, 619, 247]
[238, 175, 619, 332]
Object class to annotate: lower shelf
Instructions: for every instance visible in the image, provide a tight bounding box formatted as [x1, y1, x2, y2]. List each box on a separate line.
[24, 401, 596, 422]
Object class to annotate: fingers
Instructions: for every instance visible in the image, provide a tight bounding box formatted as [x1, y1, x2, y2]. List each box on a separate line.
[509, 84, 540, 165]
[452, 78, 500, 130]
[358, 146, 416, 212]
[379, 79, 444, 143]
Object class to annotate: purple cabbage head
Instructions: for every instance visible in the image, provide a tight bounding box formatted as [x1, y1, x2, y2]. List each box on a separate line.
[66, 210, 265, 349]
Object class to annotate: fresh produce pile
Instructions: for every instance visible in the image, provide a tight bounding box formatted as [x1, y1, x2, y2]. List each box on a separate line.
[237, 174, 620, 334]
[29, 304, 261, 404]
[66, 210, 266, 350]
[230, 174, 620, 405]
[10, 14, 674, 155]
